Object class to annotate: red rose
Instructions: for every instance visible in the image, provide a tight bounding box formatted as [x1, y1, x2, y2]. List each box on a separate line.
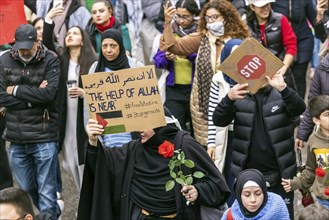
[158, 140, 175, 158]
[324, 187, 329, 196]
[316, 168, 326, 177]
[299, 190, 315, 207]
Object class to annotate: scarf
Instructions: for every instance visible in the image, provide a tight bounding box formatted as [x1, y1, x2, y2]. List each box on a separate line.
[95, 16, 115, 33]
[130, 123, 179, 215]
[234, 169, 268, 218]
[95, 29, 130, 72]
[196, 35, 213, 120]
[171, 20, 198, 37]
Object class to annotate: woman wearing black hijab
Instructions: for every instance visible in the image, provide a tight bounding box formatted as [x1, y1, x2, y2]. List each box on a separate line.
[87, 28, 142, 148]
[93, 28, 130, 72]
[77, 108, 230, 220]
[221, 169, 290, 220]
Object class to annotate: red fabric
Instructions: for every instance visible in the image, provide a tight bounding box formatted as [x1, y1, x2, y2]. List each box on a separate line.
[95, 16, 115, 33]
[280, 15, 297, 56]
[259, 24, 267, 46]
[0, 0, 27, 45]
[227, 208, 234, 220]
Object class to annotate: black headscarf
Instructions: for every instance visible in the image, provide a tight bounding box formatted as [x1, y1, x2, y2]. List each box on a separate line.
[95, 29, 130, 72]
[233, 169, 268, 218]
[130, 107, 181, 215]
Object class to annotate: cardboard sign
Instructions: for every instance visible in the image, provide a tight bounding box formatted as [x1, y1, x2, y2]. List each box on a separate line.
[82, 65, 166, 134]
[0, 0, 27, 45]
[219, 38, 284, 94]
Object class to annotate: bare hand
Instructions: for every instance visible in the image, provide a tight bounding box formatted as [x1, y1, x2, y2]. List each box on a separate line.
[281, 178, 292, 193]
[86, 119, 104, 146]
[163, 2, 176, 23]
[316, 0, 328, 22]
[6, 86, 15, 95]
[181, 185, 198, 203]
[39, 80, 48, 88]
[46, 4, 64, 20]
[165, 51, 176, 61]
[227, 83, 249, 101]
[68, 87, 84, 98]
[265, 73, 287, 92]
[207, 147, 216, 161]
[295, 138, 305, 149]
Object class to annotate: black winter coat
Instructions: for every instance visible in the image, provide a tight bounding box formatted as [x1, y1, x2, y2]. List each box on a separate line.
[0, 45, 60, 143]
[297, 53, 329, 141]
[248, 10, 285, 60]
[213, 87, 306, 180]
[77, 131, 230, 220]
[271, 0, 316, 64]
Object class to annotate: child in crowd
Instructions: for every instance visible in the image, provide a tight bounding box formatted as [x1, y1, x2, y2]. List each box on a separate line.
[213, 71, 306, 219]
[0, 187, 51, 220]
[282, 95, 329, 209]
[221, 169, 289, 220]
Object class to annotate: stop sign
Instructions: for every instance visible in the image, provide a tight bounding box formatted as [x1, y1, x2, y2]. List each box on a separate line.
[237, 55, 266, 79]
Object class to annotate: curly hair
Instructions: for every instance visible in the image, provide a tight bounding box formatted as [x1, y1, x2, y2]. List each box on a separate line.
[198, 0, 250, 39]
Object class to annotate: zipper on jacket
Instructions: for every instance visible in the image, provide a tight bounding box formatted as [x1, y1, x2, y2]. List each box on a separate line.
[43, 109, 50, 131]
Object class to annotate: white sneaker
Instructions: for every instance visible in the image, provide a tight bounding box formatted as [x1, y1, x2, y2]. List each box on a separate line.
[57, 199, 64, 220]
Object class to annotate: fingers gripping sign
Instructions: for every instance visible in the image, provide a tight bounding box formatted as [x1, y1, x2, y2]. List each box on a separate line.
[228, 83, 249, 101]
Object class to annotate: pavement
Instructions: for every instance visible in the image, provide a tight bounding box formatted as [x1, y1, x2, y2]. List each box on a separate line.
[59, 152, 79, 220]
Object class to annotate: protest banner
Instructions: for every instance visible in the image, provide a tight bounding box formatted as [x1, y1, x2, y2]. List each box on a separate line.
[0, 0, 27, 45]
[81, 65, 166, 134]
[219, 37, 284, 94]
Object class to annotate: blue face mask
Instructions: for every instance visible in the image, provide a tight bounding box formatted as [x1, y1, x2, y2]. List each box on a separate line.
[206, 20, 224, 37]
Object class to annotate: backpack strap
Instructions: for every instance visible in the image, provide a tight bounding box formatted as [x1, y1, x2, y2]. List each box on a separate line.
[227, 208, 234, 220]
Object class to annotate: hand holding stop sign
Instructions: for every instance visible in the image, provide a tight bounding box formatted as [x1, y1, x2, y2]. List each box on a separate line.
[265, 72, 287, 92]
[228, 72, 287, 101]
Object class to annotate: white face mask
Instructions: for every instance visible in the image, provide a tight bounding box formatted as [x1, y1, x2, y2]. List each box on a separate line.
[206, 20, 224, 37]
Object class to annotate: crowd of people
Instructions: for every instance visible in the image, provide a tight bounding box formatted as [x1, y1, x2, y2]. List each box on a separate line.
[0, 0, 329, 219]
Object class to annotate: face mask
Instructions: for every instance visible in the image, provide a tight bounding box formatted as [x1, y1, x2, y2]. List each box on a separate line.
[206, 21, 224, 37]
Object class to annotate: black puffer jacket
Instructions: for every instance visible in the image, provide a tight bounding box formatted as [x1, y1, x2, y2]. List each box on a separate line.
[213, 87, 306, 179]
[0, 43, 60, 143]
[271, 0, 316, 64]
[247, 10, 284, 60]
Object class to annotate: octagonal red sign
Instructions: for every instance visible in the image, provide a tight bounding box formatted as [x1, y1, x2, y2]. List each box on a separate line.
[237, 55, 266, 79]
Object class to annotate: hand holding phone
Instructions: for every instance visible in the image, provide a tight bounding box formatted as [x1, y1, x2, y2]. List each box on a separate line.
[163, 0, 172, 7]
[53, 0, 63, 8]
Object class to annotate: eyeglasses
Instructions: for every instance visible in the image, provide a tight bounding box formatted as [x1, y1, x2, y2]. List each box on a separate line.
[204, 14, 221, 22]
[174, 14, 192, 22]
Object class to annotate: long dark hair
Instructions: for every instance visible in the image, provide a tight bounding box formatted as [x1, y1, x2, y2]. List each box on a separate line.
[62, 26, 97, 75]
[175, 0, 200, 16]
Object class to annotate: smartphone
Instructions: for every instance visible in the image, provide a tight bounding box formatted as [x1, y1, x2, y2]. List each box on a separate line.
[53, 0, 63, 8]
[163, 0, 172, 7]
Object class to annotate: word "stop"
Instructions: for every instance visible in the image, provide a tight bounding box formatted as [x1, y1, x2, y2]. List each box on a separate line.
[237, 55, 266, 79]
